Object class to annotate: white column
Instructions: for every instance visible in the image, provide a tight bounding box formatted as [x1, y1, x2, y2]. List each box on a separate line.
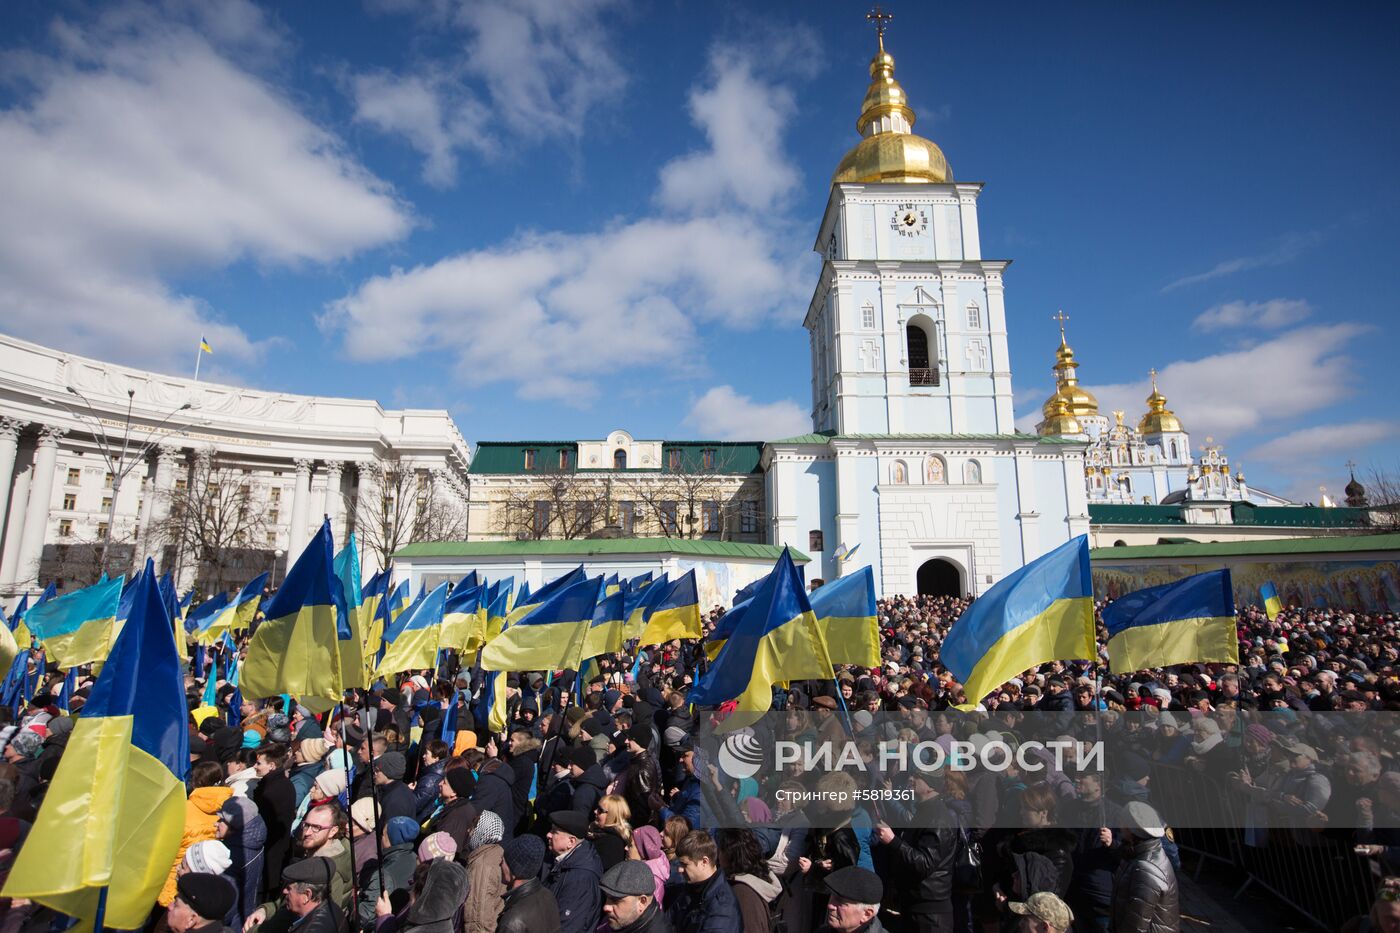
[0, 418, 25, 562]
[0, 461, 32, 592]
[353, 461, 379, 575]
[289, 458, 314, 558]
[143, 445, 181, 566]
[321, 460, 345, 546]
[14, 426, 65, 589]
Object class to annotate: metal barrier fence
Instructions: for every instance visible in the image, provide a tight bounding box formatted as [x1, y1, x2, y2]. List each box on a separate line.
[1150, 761, 1379, 932]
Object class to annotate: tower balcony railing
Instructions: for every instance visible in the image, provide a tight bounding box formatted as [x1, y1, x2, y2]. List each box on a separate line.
[909, 367, 940, 386]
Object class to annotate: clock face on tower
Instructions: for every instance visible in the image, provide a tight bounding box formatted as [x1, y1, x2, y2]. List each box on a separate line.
[890, 203, 928, 237]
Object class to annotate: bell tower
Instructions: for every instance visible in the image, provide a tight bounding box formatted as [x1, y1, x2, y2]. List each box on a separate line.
[806, 10, 1015, 435]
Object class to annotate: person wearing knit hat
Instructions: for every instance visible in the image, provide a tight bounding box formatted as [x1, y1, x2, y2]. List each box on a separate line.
[182, 839, 234, 876]
[498, 834, 557, 932]
[289, 738, 327, 808]
[350, 797, 378, 834]
[371, 751, 419, 824]
[418, 830, 458, 863]
[169, 872, 238, 933]
[311, 768, 347, 803]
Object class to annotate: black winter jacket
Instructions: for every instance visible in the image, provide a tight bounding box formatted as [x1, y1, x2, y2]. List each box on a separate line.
[884, 796, 958, 914]
[543, 840, 603, 933]
[496, 880, 561, 933]
[1111, 837, 1180, 933]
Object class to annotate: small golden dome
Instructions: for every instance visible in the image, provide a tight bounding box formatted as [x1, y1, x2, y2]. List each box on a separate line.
[832, 44, 951, 185]
[1138, 369, 1184, 435]
[1038, 394, 1083, 437]
[1039, 317, 1099, 421]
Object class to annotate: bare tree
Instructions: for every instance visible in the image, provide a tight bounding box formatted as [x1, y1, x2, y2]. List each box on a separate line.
[353, 456, 470, 568]
[494, 470, 617, 540]
[1361, 463, 1400, 528]
[623, 449, 762, 540]
[148, 455, 270, 594]
[39, 530, 138, 591]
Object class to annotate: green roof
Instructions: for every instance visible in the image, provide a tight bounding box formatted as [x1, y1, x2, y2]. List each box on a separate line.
[394, 537, 808, 562]
[1090, 532, 1400, 562]
[469, 441, 762, 475]
[769, 431, 1083, 445]
[1089, 502, 1372, 528]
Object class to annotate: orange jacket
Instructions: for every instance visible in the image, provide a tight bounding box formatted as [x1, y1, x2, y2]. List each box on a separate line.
[158, 785, 233, 906]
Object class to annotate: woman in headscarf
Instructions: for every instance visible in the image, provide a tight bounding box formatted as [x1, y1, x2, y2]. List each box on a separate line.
[630, 825, 670, 906]
[460, 809, 506, 933]
[217, 796, 267, 931]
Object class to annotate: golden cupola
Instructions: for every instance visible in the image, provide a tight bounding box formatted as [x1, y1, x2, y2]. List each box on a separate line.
[1138, 369, 1184, 435]
[1037, 317, 1099, 436]
[1039, 393, 1083, 437]
[832, 28, 951, 185]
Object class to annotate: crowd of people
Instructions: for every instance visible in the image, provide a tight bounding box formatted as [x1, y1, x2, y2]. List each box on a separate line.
[0, 590, 1397, 933]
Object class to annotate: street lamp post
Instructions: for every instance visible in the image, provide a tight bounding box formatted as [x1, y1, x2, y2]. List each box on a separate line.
[56, 386, 195, 579]
[271, 548, 285, 589]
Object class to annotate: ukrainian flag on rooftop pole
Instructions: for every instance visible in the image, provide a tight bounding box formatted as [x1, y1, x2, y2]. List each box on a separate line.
[1, 560, 188, 928]
[1104, 569, 1238, 674]
[241, 520, 344, 702]
[638, 570, 701, 646]
[23, 576, 124, 668]
[689, 549, 828, 715]
[941, 534, 1096, 709]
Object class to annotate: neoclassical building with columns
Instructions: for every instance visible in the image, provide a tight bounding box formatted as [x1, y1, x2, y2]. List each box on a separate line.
[0, 333, 470, 599]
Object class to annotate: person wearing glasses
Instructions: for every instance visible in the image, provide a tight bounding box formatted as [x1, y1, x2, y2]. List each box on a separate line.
[242, 806, 352, 932]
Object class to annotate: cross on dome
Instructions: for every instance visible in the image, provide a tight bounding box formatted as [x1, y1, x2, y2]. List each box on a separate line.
[866, 5, 894, 51]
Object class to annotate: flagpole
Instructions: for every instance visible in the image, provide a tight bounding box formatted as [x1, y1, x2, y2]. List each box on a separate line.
[193, 343, 203, 382]
[93, 884, 109, 933]
[358, 690, 386, 896]
[337, 702, 361, 919]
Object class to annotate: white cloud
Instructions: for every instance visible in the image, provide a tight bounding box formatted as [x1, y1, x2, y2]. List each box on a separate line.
[327, 37, 814, 404]
[0, 7, 412, 370]
[323, 215, 804, 404]
[1087, 323, 1367, 440]
[685, 386, 809, 441]
[1191, 298, 1312, 332]
[1248, 420, 1397, 465]
[354, 0, 624, 186]
[1162, 231, 1322, 292]
[351, 70, 491, 188]
[656, 49, 801, 214]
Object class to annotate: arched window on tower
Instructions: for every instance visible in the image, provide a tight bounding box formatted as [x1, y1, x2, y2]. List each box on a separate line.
[907, 322, 938, 386]
[892, 460, 908, 484]
[925, 455, 946, 484]
[614, 448, 627, 470]
[964, 459, 982, 484]
[1169, 440, 1179, 461]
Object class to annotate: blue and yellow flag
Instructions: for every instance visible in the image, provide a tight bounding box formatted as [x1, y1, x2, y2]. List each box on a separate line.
[481, 576, 598, 673]
[2, 561, 188, 928]
[188, 592, 231, 646]
[604, 573, 621, 596]
[383, 588, 425, 645]
[231, 572, 269, 631]
[8, 592, 31, 652]
[199, 335, 213, 354]
[241, 520, 344, 702]
[481, 584, 512, 647]
[1104, 569, 1238, 674]
[506, 566, 586, 625]
[333, 539, 366, 690]
[386, 579, 411, 622]
[377, 582, 449, 677]
[942, 535, 1096, 708]
[1260, 581, 1283, 621]
[582, 586, 627, 659]
[24, 576, 124, 668]
[809, 567, 881, 668]
[704, 597, 753, 661]
[0, 606, 17, 676]
[623, 572, 669, 641]
[638, 570, 702, 646]
[689, 550, 826, 714]
[442, 583, 483, 652]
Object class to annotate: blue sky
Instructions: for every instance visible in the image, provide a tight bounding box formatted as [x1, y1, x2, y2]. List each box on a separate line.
[1, 0, 1396, 503]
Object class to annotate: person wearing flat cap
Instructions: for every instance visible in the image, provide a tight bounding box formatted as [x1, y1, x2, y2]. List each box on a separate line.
[1008, 891, 1074, 933]
[817, 866, 885, 933]
[599, 860, 670, 932]
[543, 809, 603, 933]
[169, 872, 239, 933]
[276, 857, 343, 933]
[370, 751, 419, 824]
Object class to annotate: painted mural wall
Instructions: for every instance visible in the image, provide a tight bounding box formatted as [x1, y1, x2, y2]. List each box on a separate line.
[1093, 557, 1400, 613]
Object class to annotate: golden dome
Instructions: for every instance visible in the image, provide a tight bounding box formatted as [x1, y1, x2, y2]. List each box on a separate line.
[1138, 369, 1184, 435]
[832, 44, 951, 185]
[1038, 319, 1099, 422]
[1038, 394, 1083, 437]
